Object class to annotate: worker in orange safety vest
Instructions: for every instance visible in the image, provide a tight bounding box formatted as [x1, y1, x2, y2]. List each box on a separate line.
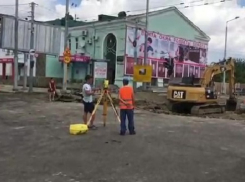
[118, 77, 136, 136]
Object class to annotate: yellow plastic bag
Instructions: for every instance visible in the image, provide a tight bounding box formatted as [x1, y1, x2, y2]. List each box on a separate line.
[69, 124, 88, 135]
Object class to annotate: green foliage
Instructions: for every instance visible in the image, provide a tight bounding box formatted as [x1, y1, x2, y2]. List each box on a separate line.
[234, 58, 245, 83]
[60, 14, 74, 26]
[213, 58, 245, 83]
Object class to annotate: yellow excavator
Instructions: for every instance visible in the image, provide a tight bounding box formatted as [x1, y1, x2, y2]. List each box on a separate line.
[166, 58, 237, 115]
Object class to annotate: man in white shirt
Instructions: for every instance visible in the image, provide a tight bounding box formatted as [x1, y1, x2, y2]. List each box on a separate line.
[82, 75, 96, 129]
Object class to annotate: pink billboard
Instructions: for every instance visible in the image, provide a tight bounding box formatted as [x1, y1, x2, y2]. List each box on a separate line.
[124, 26, 207, 78]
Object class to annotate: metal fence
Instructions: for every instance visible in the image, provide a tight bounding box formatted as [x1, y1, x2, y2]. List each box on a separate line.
[214, 82, 245, 95]
[0, 16, 62, 55]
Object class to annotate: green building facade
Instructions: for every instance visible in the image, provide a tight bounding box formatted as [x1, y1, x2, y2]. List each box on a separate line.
[45, 7, 210, 87]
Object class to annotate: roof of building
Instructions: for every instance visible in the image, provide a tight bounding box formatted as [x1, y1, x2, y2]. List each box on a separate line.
[55, 6, 209, 40]
[126, 6, 210, 40]
[44, 14, 122, 27]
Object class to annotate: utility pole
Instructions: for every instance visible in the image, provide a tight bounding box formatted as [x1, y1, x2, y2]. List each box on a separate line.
[63, 0, 69, 91]
[143, 0, 149, 90]
[133, 20, 138, 91]
[13, 0, 19, 91]
[23, 53, 28, 89]
[223, 25, 227, 95]
[28, 2, 36, 92]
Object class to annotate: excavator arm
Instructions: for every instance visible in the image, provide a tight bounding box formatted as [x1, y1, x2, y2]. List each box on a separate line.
[200, 58, 235, 98]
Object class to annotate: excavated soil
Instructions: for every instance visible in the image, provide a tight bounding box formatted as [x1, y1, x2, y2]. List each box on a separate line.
[129, 92, 245, 120]
[60, 91, 245, 121]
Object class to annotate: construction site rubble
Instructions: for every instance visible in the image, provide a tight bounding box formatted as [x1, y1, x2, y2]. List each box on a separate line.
[51, 81, 245, 121]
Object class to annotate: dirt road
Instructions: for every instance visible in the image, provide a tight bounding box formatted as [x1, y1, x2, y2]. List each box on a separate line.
[0, 93, 245, 182]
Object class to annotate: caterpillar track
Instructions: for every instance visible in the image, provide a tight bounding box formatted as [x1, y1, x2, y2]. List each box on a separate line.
[167, 101, 228, 115]
[166, 97, 238, 115]
[190, 104, 226, 115]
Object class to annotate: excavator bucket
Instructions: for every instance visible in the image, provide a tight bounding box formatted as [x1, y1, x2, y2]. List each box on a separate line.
[226, 98, 237, 111]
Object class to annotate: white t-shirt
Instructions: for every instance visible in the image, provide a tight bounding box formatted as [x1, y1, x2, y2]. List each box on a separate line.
[82, 83, 93, 103]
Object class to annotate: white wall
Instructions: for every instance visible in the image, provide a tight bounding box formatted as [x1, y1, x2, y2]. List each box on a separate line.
[0, 63, 12, 76]
[0, 49, 36, 77]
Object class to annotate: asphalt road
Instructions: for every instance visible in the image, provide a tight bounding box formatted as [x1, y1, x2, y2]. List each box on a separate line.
[0, 93, 245, 182]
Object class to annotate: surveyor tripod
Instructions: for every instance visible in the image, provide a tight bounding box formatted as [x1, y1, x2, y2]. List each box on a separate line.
[86, 81, 121, 127]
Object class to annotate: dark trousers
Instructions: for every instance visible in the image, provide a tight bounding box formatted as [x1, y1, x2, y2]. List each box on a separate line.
[120, 109, 135, 133]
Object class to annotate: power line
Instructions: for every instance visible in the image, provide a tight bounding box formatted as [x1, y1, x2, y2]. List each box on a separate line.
[128, 0, 232, 14]
[125, 0, 206, 13]
[0, 3, 28, 7]
[0, 0, 234, 22]
[31, 0, 232, 21]
[1, 1, 241, 52]
[0, 6, 29, 14]
[76, 0, 233, 21]
[37, 5, 55, 12]
[35, 5, 62, 17]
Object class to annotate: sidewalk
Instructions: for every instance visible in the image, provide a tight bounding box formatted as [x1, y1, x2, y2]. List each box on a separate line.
[0, 84, 50, 93]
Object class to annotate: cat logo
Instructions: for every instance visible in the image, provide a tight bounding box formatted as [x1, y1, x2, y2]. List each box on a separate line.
[172, 90, 186, 99]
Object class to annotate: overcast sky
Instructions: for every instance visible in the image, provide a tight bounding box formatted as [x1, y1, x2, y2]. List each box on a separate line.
[1, 0, 245, 63]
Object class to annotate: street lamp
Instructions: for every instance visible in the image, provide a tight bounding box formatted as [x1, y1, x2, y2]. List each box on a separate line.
[223, 16, 239, 95]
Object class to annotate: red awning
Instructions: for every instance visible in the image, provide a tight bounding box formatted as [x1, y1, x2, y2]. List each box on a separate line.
[59, 55, 90, 63]
[0, 58, 14, 63]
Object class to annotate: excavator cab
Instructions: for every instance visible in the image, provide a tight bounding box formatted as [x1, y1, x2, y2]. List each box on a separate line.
[168, 76, 201, 86]
[167, 76, 221, 114]
[164, 59, 174, 77]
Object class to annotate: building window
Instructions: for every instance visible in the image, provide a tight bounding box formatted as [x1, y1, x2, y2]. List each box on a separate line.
[68, 39, 71, 49]
[169, 42, 174, 51]
[116, 56, 124, 78]
[117, 56, 123, 62]
[6, 50, 10, 55]
[75, 38, 78, 49]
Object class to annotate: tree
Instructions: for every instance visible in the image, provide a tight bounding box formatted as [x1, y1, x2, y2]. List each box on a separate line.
[60, 14, 74, 26]
[213, 58, 245, 83]
[233, 58, 245, 83]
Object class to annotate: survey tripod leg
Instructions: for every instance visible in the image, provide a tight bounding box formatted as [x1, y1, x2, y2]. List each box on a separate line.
[86, 79, 120, 128]
[86, 91, 104, 127]
[102, 91, 108, 127]
[107, 93, 121, 123]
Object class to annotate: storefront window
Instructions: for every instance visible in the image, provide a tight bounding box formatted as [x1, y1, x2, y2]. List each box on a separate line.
[75, 38, 78, 49]
[194, 66, 200, 78]
[68, 39, 71, 49]
[183, 64, 188, 77]
[116, 56, 124, 78]
[175, 64, 183, 77]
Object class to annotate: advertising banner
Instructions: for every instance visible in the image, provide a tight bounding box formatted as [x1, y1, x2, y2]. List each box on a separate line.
[94, 62, 107, 78]
[93, 61, 107, 87]
[125, 26, 208, 78]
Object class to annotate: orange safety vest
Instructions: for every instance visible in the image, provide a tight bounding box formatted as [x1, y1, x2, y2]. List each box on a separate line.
[119, 86, 134, 109]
